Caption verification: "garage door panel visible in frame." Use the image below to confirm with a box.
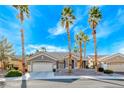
[32,62,53,72]
[108,64,124,72]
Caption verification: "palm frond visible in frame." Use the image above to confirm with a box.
[88,6,102,29]
[60,7,76,28]
[12,5,30,23]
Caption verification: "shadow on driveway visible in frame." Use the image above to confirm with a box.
[43,79,78,83]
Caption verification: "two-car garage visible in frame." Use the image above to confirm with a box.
[28,52,57,72]
[32,62,53,72]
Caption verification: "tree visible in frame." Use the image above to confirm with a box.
[73,44,78,53]
[75,30,85,69]
[60,7,76,73]
[41,47,47,52]
[0,36,14,70]
[83,35,89,59]
[88,6,102,70]
[13,5,30,74]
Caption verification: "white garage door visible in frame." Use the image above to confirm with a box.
[108,64,124,72]
[32,62,53,72]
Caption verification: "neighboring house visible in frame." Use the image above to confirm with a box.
[0,56,24,71]
[7,56,23,71]
[99,53,124,72]
[88,53,124,72]
[87,55,107,68]
[27,52,88,72]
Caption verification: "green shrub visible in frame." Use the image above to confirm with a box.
[98,67,104,72]
[5,70,22,77]
[104,69,113,74]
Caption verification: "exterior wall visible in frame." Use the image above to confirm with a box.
[107,64,124,72]
[29,54,56,62]
[58,62,64,70]
[64,56,78,69]
[8,58,23,71]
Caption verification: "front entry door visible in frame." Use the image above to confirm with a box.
[72,60,74,69]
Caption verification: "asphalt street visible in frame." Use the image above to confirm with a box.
[0,79,124,88]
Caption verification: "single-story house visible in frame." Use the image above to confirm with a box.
[88,53,124,72]
[27,52,88,72]
[7,56,23,71]
[99,53,124,72]
[0,56,25,71]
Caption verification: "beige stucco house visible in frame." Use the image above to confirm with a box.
[0,56,24,71]
[88,53,124,72]
[27,52,88,72]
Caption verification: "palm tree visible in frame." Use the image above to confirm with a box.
[75,30,85,69]
[0,36,14,70]
[88,6,102,70]
[83,35,89,59]
[60,7,76,73]
[73,44,78,53]
[13,5,30,74]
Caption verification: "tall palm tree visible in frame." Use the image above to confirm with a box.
[75,30,85,69]
[61,7,76,73]
[83,35,89,59]
[88,6,102,70]
[13,5,30,74]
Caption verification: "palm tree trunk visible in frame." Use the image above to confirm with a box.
[1,60,5,71]
[79,42,83,69]
[3,62,6,70]
[66,22,72,73]
[84,42,86,59]
[21,29,26,74]
[92,30,98,70]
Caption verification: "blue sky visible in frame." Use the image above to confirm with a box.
[0,5,124,56]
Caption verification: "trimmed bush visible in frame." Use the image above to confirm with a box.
[5,70,22,77]
[98,67,104,72]
[104,69,113,74]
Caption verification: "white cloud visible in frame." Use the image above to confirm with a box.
[95,21,112,39]
[48,22,65,36]
[26,44,67,54]
[119,48,124,54]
